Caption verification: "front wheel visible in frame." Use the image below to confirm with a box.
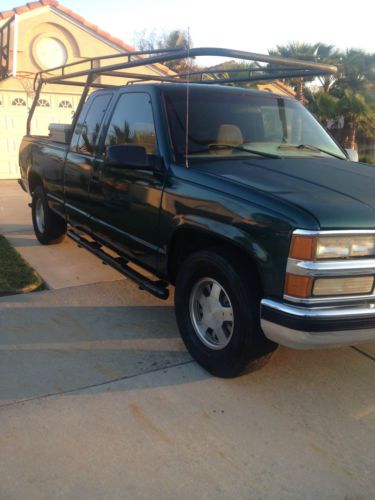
[175,249,277,378]
[32,186,67,245]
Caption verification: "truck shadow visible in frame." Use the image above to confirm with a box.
[0,295,374,408]
[0,304,201,403]
[2,233,41,248]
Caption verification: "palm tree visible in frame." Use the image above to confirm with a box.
[292,45,375,151]
[307,90,338,127]
[336,91,374,149]
[330,50,375,149]
[333,49,375,96]
[315,44,341,93]
[269,42,321,103]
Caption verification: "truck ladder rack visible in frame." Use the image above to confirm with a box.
[0,15,13,80]
[67,229,169,300]
[33,46,337,90]
[27,46,338,135]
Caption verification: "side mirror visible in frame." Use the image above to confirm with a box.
[107,144,150,169]
[345,149,359,162]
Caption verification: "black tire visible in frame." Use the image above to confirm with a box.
[175,249,277,378]
[31,185,67,245]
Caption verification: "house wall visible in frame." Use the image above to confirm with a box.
[0,6,166,179]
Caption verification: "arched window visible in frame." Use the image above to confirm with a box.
[59,100,72,108]
[12,97,27,106]
[37,98,50,107]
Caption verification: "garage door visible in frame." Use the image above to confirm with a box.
[0,92,29,179]
[0,92,79,179]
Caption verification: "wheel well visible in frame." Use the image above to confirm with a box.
[28,171,43,194]
[168,228,261,287]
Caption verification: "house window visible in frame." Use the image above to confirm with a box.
[12,97,27,106]
[37,98,50,107]
[34,37,67,69]
[59,100,73,108]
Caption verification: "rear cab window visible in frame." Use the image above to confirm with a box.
[70,92,113,155]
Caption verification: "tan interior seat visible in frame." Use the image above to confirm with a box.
[217,124,243,145]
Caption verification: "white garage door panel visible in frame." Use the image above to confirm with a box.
[0,93,77,179]
[0,96,28,179]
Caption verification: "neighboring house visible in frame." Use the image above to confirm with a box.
[257,81,296,98]
[0,0,172,179]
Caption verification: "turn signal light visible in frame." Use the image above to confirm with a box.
[289,235,316,260]
[284,273,313,298]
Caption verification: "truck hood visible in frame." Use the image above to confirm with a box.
[193,157,375,229]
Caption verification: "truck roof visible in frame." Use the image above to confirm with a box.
[91,82,295,101]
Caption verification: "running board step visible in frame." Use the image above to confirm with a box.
[67,230,169,300]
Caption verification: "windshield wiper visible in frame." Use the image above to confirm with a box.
[278,143,345,160]
[190,143,280,159]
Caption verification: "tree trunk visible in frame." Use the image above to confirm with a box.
[295,78,305,104]
[341,119,357,149]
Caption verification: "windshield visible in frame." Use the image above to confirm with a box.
[164,87,346,162]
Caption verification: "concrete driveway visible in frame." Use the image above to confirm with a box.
[0,181,374,499]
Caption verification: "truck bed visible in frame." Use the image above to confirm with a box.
[19,134,70,196]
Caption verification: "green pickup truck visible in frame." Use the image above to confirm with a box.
[19,49,375,377]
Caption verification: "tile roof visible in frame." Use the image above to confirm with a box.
[0,0,173,75]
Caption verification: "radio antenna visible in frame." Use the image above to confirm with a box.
[185,27,191,168]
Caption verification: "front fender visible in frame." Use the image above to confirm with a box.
[166,214,290,298]
[171,214,269,263]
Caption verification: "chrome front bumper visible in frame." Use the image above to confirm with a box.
[260,298,375,349]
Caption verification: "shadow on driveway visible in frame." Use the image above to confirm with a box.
[0,303,198,403]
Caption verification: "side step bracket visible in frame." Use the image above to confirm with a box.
[67,230,169,300]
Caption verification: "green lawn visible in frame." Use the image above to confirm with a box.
[0,235,44,295]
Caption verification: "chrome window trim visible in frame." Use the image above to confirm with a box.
[284,292,375,305]
[262,298,375,318]
[47,192,64,204]
[64,203,166,255]
[65,202,90,218]
[260,298,375,349]
[287,257,375,277]
[90,215,165,254]
[294,228,375,237]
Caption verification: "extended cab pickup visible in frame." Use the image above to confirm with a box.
[19,80,375,377]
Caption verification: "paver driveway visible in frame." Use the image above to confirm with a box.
[0,181,374,499]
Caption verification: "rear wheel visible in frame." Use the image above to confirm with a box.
[32,186,67,244]
[175,249,277,378]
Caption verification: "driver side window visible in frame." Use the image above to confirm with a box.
[104,93,158,155]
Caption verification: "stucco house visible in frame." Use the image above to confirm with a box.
[0,0,172,179]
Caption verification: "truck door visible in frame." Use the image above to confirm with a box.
[88,92,166,269]
[64,92,113,230]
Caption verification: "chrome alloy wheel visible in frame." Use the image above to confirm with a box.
[35,198,45,233]
[189,277,234,350]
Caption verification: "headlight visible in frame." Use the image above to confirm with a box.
[286,231,375,299]
[313,276,374,296]
[316,236,375,259]
[290,234,375,260]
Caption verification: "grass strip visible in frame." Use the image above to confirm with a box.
[0,235,45,295]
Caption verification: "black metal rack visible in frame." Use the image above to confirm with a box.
[27,46,337,134]
[0,16,13,80]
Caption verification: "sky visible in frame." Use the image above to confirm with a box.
[2,0,375,63]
